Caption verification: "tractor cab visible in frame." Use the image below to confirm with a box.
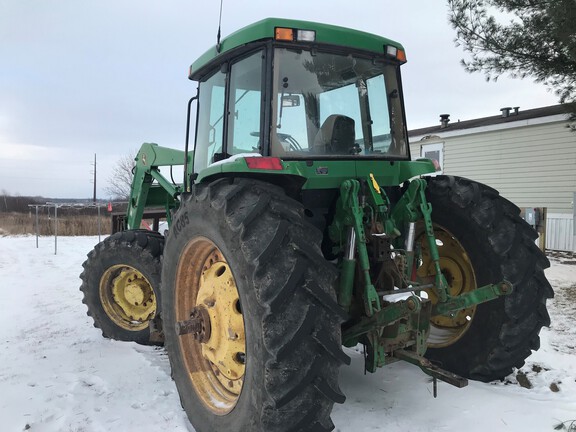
[188,18,410,175]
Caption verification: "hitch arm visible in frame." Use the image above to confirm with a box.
[335,180,381,316]
[390,179,451,301]
[433,280,513,316]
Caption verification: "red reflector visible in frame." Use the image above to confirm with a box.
[244,157,283,170]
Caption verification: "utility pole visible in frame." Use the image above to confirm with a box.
[92,153,97,203]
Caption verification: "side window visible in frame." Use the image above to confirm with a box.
[383,67,407,156]
[366,75,392,152]
[194,69,226,173]
[227,51,263,155]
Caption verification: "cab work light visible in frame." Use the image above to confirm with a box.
[297,29,316,42]
[244,157,283,170]
[385,45,407,63]
[275,27,316,42]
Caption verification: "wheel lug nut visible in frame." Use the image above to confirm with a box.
[234,352,246,364]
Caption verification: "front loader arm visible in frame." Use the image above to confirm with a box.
[125,143,190,230]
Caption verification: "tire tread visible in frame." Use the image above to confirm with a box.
[425,175,552,381]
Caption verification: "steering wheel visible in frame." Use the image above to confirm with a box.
[251,131,303,152]
[277,133,302,151]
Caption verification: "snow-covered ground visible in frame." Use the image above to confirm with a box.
[0,235,574,432]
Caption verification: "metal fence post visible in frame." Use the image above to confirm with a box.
[35,205,39,248]
[573,192,576,252]
[54,203,58,255]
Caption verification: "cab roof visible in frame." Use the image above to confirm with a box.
[189,17,405,80]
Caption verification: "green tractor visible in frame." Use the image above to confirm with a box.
[80,18,553,432]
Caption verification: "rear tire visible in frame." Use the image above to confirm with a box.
[162,178,349,432]
[421,176,553,381]
[80,229,164,345]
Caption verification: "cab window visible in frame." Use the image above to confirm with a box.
[227,51,264,156]
[194,69,226,172]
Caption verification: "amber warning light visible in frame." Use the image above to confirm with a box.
[275,27,316,42]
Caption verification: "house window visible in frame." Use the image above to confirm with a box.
[421,142,444,174]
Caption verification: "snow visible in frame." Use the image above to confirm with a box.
[0,235,574,432]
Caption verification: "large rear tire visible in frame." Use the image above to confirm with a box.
[80,229,164,345]
[420,176,553,381]
[162,178,349,432]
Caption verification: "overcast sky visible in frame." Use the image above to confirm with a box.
[0,0,559,199]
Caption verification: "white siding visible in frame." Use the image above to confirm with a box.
[410,120,576,214]
[546,214,575,252]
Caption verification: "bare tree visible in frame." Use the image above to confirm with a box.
[104,150,137,200]
[1,189,8,212]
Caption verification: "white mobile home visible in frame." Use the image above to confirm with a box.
[409,105,576,252]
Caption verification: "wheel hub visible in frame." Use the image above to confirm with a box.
[175,238,246,414]
[196,261,245,383]
[99,265,157,331]
[125,284,145,306]
[417,227,477,347]
[111,269,155,321]
[176,306,212,343]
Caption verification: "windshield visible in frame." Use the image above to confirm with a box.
[271,48,408,158]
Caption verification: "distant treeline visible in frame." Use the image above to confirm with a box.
[0,194,127,214]
[0,194,41,213]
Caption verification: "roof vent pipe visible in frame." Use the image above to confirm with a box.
[513,106,520,115]
[439,114,450,129]
[500,107,512,118]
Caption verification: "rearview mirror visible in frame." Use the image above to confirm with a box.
[281,95,300,107]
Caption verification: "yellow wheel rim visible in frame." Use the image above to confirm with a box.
[175,237,246,415]
[99,265,157,331]
[416,226,477,348]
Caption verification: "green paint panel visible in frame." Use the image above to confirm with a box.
[190,18,405,80]
[197,158,436,188]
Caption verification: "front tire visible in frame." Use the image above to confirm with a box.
[420,176,553,381]
[162,178,349,432]
[80,229,164,345]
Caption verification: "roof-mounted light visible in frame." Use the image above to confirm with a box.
[397,49,406,62]
[275,27,316,42]
[275,27,294,41]
[297,29,316,42]
[385,45,407,63]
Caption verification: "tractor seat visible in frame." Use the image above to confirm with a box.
[313,114,355,155]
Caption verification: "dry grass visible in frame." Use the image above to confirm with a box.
[0,212,112,236]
